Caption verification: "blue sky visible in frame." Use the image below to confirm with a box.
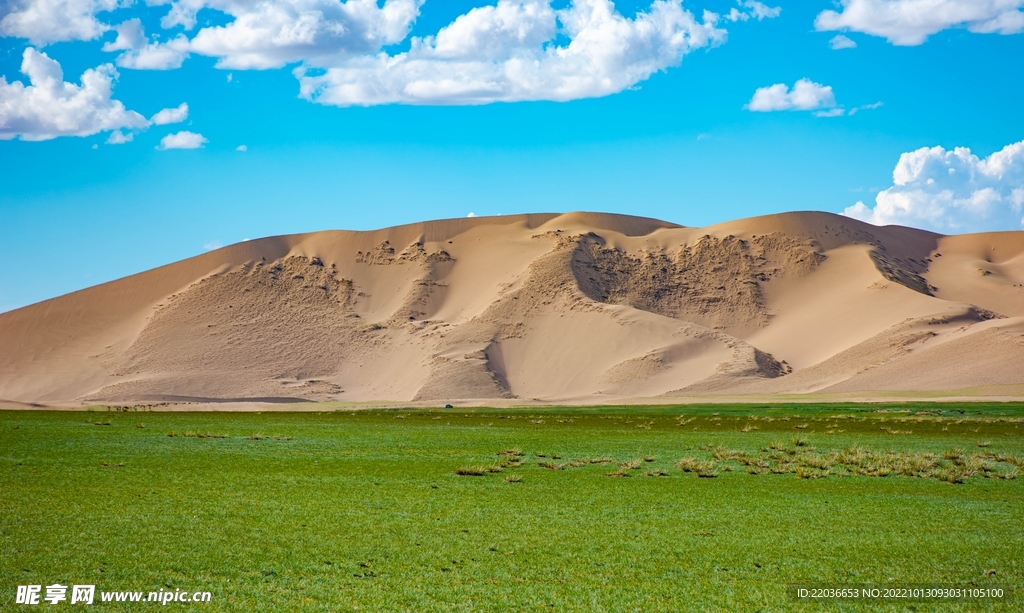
[2,0,1024,311]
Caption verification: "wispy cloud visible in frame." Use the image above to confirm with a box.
[829,34,857,50]
[848,101,883,115]
[725,1,781,22]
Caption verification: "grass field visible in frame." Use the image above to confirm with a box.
[2,404,1023,612]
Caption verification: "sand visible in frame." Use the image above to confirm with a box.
[1,211,1022,407]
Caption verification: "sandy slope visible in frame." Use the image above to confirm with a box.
[1,211,1022,405]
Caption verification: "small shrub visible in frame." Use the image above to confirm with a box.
[619,459,643,471]
[944,448,964,461]
[677,458,718,477]
[455,466,486,476]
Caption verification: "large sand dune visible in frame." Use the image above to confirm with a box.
[2,211,1023,405]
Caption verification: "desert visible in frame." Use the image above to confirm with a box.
[2,211,1022,407]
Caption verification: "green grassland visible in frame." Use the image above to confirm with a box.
[2,405,1023,612]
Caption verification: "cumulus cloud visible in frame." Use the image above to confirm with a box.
[0,0,120,45]
[295,0,726,106]
[236,144,246,151]
[142,0,425,69]
[829,34,856,49]
[815,0,1024,46]
[102,19,191,70]
[2,0,762,111]
[0,48,150,141]
[150,102,188,124]
[747,78,837,112]
[157,130,207,149]
[725,0,781,22]
[843,139,1024,233]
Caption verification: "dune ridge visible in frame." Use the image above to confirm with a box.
[2,211,1022,405]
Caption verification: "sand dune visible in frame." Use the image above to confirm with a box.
[1,211,1022,405]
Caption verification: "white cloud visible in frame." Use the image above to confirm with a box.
[236,144,247,151]
[467,212,477,217]
[747,78,837,112]
[815,0,1024,46]
[0,0,120,45]
[725,0,781,22]
[815,107,845,117]
[14,0,743,108]
[843,139,1024,233]
[157,130,207,149]
[150,102,188,124]
[147,0,425,69]
[203,240,222,250]
[829,34,857,49]
[105,129,133,144]
[0,48,149,141]
[102,19,191,70]
[296,0,727,106]
[848,100,882,115]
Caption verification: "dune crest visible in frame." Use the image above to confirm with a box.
[2,211,1023,404]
